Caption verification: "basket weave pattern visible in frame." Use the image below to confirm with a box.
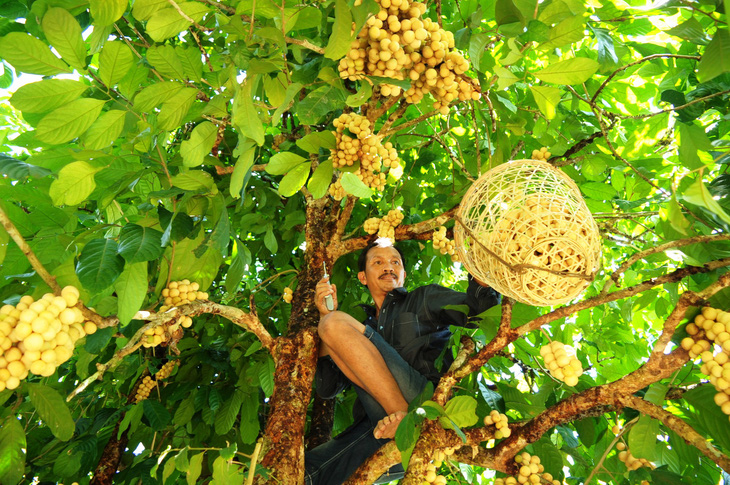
[455,160,601,306]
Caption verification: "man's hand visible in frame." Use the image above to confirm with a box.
[315,276,338,316]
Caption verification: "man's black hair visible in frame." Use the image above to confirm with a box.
[357,239,406,272]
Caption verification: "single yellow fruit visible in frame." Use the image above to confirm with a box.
[84,321,97,335]
[23,333,44,352]
[30,360,47,375]
[5,376,20,390]
[7,360,26,378]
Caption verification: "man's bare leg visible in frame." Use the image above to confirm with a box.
[318,311,408,439]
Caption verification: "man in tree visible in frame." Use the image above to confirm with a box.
[305,238,500,485]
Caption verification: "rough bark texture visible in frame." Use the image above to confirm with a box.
[305,394,335,450]
[90,421,129,485]
[260,328,318,485]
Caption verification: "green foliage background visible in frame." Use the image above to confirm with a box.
[0,0,729,483]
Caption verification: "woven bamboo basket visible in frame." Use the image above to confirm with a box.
[454,159,601,306]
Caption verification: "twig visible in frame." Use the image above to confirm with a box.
[284,36,325,54]
[246,439,263,485]
[602,233,730,294]
[584,417,639,485]
[0,204,61,293]
[167,0,213,31]
[624,89,730,120]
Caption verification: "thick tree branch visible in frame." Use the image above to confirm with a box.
[0,203,61,293]
[619,394,730,473]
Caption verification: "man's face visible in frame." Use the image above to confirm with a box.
[358,246,406,295]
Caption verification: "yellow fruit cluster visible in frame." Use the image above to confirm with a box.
[422,449,455,485]
[540,341,583,387]
[363,209,405,242]
[283,287,293,304]
[483,409,511,439]
[432,226,458,261]
[531,147,551,161]
[0,286,96,391]
[328,113,402,200]
[615,442,652,471]
[681,307,730,419]
[134,360,178,403]
[159,279,208,312]
[340,0,480,115]
[495,453,560,485]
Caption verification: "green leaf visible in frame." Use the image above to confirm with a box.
[90,0,127,26]
[158,87,198,131]
[36,98,106,145]
[171,170,216,193]
[540,15,585,50]
[420,400,445,419]
[143,400,172,430]
[494,66,520,90]
[49,161,104,206]
[232,79,265,146]
[42,8,87,71]
[530,85,561,119]
[533,57,599,84]
[441,395,478,428]
[307,159,334,199]
[266,152,307,175]
[683,178,730,225]
[175,447,190,472]
[469,33,491,72]
[76,238,125,291]
[174,396,196,427]
[53,447,81,477]
[9,79,88,113]
[162,456,177,484]
[258,356,275,397]
[628,415,659,461]
[0,154,52,179]
[297,84,347,125]
[395,410,421,451]
[26,383,75,441]
[697,29,730,83]
[147,45,186,80]
[579,181,617,200]
[82,109,126,150]
[677,123,712,170]
[215,389,244,435]
[147,3,210,42]
[339,172,372,198]
[134,81,184,112]
[181,121,218,167]
[99,41,135,87]
[278,162,311,197]
[85,326,113,354]
[118,224,165,263]
[297,131,336,153]
[212,456,244,485]
[324,0,353,60]
[0,32,69,75]
[0,416,26,485]
[187,452,205,485]
[114,262,148,325]
[133,0,168,21]
[230,142,257,198]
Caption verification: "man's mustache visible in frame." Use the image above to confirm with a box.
[379,272,396,279]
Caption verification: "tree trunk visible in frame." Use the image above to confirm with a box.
[90,421,129,485]
[305,395,334,450]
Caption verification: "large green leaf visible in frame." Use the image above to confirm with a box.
[147,3,209,42]
[677,123,712,170]
[266,152,307,175]
[76,238,125,291]
[683,177,730,225]
[232,79,265,146]
[540,16,585,50]
[278,162,311,197]
[118,224,165,263]
[147,45,185,80]
[0,416,26,485]
[35,98,106,144]
[9,79,88,113]
[324,0,353,60]
[49,161,104,206]
[628,415,659,461]
[187,452,204,485]
[171,170,216,193]
[41,8,87,71]
[0,32,69,75]
[132,0,168,21]
[133,81,184,112]
[81,109,126,149]
[181,121,217,167]
[307,159,334,199]
[296,131,336,153]
[340,172,372,198]
[99,41,135,87]
[214,389,244,435]
[230,143,257,198]
[697,29,730,83]
[26,383,75,441]
[158,87,198,131]
[297,84,347,125]
[0,154,51,179]
[89,0,127,26]
[143,400,172,430]
[533,57,599,84]
[114,262,149,325]
[530,85,561,119]
[440,395,478,428]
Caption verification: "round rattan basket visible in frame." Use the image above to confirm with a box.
[454,159,601,306]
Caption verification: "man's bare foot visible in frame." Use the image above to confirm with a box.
[373,411,407,439]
